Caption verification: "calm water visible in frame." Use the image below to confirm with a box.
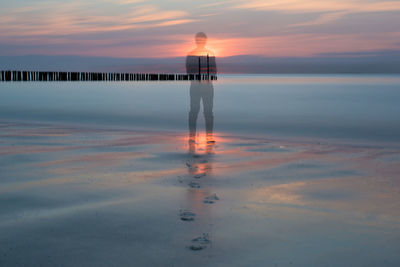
[1,74,400,143]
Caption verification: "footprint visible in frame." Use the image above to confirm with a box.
[188,233,211,251]
[186,162,198,171]
[188,181,200,188]
[179,210,196,221]
[203,193,220,204]
[194,172,206,179]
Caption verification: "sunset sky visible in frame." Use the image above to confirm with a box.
[1,0,400,58]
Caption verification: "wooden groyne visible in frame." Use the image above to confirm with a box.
[0,71,217,82]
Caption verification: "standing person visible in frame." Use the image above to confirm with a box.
[186,32,217,149]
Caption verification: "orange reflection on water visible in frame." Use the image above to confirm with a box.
[187,133,219,176]
[178,132,230,152]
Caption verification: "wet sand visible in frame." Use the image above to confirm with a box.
[1,120,400,266]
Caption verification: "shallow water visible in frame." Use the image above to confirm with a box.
[1,74,400,142]
[1,75,400,266]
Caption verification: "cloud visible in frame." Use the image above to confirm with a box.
[197,32,400,57]
[316,50,400,58]
[110,0,145,4]
[233,0,400,13]
[290,11,348,27]
[0,1,194,37]
[1,0,399,58]
[199,0,237,8]
[232,0,400,26]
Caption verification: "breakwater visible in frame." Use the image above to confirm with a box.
[0,70,217,82]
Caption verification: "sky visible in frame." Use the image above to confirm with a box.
[1,0,400,58]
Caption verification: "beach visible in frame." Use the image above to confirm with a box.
[1,75,400,266]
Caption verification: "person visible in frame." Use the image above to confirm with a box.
[186,32,217,149]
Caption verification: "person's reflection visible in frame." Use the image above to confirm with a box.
[186,32,217,151]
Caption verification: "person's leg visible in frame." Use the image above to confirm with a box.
[202,84,214,141]
[189,83,201,140]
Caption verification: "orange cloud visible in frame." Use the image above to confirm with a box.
[174,32,400,58]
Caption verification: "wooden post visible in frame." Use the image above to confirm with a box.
[198,56,201,81]
[207,54,209,79]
